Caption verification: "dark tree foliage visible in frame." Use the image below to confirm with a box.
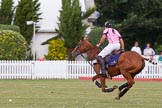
[0,0,14,24]
[95,0,162,53]
[57,0,85,60]
[58,0,84,48]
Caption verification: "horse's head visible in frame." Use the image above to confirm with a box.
[72,37,94,57]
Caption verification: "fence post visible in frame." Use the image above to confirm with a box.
[31,61,36,80]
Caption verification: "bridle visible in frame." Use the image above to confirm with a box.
[72,39,97,69]
[72,40,92,57]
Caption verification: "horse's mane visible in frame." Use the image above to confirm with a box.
[83,38,101,60]
[88,40,95,46]
[83,38,94,47]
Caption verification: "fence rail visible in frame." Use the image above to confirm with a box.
[0,60,162,79]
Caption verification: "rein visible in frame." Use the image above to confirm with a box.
[80,46,103,72]
[80,54,99,73]
[74,39,104,72]
[80,45,103,68]
[80,54,94,68]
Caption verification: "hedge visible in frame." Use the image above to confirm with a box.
[0,30,27,60]
[0,24,20,32]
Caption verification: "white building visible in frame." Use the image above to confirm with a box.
[34,0,89,59]
[0,0,96,59]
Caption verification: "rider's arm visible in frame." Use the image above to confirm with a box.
[97,35,106,46]
[151,48,155,56]
[119,38,125,50]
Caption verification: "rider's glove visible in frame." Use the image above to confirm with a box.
[96,43,100,47]
[121,49,125,52]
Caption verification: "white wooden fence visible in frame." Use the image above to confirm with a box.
[0,60,162,79]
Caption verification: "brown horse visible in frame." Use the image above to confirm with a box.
[72,38,156,100]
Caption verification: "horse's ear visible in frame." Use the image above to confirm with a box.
[81,37,87,40]
[81,37,84,40]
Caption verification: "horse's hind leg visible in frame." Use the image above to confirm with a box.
[115,73,135,100]
[115,82,129,100]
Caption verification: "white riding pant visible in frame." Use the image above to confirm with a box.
[98,43,120,58]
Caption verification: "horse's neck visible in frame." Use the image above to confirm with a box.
[86,47,99,60]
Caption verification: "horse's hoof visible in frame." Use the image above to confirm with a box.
[115,96,120,100]
[113,85,118,89]
[118,89,121,95]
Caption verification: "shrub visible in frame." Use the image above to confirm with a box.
[0,24,20,32]
[0,30,27,60]
[45,39,67,60]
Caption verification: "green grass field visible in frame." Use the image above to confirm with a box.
[0,79,162,108]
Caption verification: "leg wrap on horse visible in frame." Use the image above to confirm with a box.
[105,88,113,92]
[119,88,130,97]
[104,85,118,92]
[96,56,106,74]
[119,82,129,91]
[93,80,101,88]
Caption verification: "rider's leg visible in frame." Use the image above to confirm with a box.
[105,62,111,79]
[97,45,113,77]
[101,43,120,76]
[96,56,106,75]
[96,56,111,78]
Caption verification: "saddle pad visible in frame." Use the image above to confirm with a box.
[107,53,120,66]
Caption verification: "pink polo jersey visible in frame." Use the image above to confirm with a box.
[103,28,121,44]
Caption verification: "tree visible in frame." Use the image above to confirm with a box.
[0,0,14,24]
[94,0,162,52]
[42,0,95,60]
[58,0,84,49]
[14,0,41,44]
[56,0,84,60]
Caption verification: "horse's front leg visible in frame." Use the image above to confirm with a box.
[92,64,117,92]
[92,64,103,88]
[100,76,118,92]
[100,76,106,92]
[92,74,101,88]
[92,74,112,89]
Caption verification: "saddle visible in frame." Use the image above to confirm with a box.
[104,49,123,66]
[92,49,123,66]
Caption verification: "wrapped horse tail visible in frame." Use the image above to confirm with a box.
[143,57,157,65]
